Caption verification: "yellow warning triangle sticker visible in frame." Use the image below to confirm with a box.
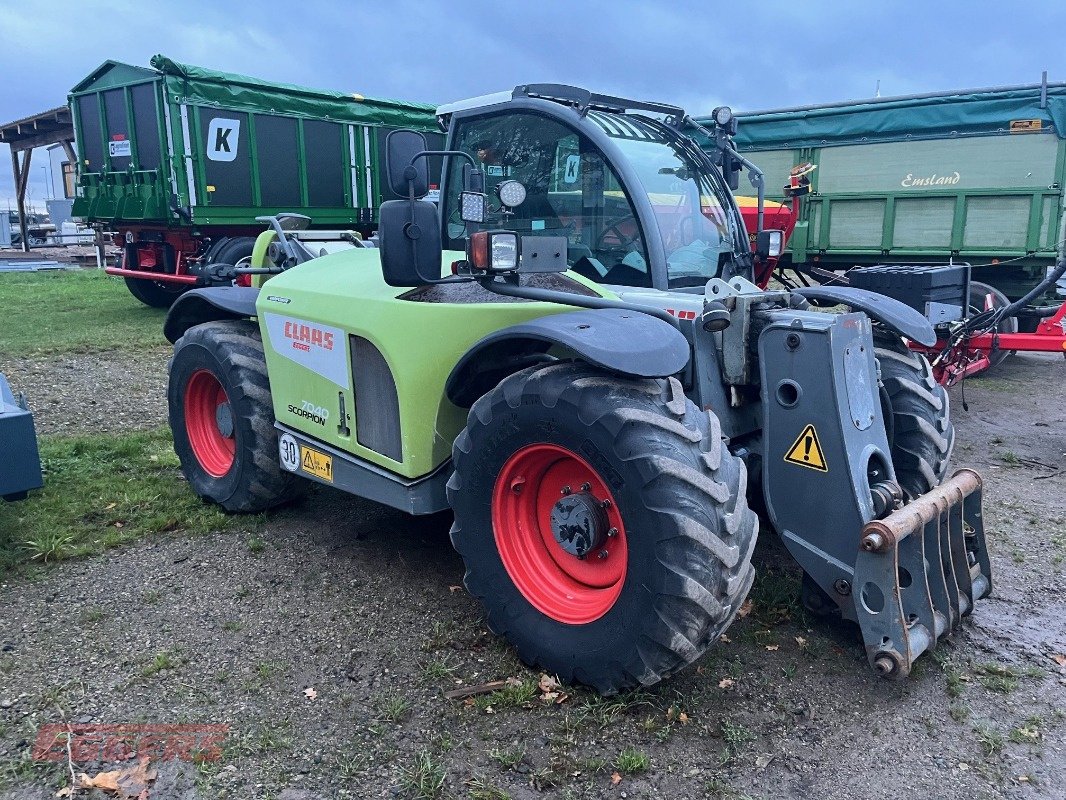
[784,424,828,472]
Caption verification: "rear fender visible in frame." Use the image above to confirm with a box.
[445,308,690,407]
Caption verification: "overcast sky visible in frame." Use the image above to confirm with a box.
[2,0,1062,210]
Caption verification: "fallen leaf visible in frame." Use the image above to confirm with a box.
[1018,775,1031,783]
[718,677,734,689]
[113,521,125,529]
[678,712,690,725]
[765,644,779,651]
[719,634,731,644]
[611,772,622,786]
[54,789,73,798]
[77,756,156,798]
[448,585,463,593]
[78,770,121,792]
[666,706,677,721]
[795,636,808,648]
[755,753,774,770]
[737,600,753,618]
[1051,653,1066,667]
[504,676,523,688]
[303,687,318,700]
[103,502,117,511]
[538,674,561,693]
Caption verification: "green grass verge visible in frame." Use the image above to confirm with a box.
[0,270,167,357]
[0,428,258,576]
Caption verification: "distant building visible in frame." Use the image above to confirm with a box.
[46,142,77,230]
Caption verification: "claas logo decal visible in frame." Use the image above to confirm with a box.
[283,320,335,352]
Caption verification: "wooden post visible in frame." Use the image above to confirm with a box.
[10,147,32,253]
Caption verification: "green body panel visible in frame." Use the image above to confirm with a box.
[254,249,605,479]
[69,57,440,231]
[697,84,1066,297]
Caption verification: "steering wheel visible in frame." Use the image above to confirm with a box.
[594,215,641,251]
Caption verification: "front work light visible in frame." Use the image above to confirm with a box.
[496,180,527,209]
[460,191,487,223]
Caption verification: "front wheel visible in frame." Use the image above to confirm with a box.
[168,320,302,512]
[876,333,954,498]
[448,363,757,694]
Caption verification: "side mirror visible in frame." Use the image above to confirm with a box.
[385,129,429,198]
[755,229,784,261]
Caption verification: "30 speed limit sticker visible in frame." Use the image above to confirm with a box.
[279,433,300,472]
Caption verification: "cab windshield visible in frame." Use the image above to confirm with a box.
[588,112,740,285]
[441,110,739,288]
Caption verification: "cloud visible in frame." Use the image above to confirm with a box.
[1,0,1063,208]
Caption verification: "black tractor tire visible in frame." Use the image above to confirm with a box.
[448,363,758,695]
[124,277,188,309]
[168,319,302,512]
[968,280,1018,370]
[875,332,954,498]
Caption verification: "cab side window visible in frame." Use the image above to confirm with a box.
[443,113,652,288]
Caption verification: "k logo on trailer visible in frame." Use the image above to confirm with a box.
[206,118,240,162]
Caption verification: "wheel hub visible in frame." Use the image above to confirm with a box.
[549,492,607,558]
[215,402,234,439]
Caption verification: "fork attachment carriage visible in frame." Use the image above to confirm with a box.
[854,469,991,678]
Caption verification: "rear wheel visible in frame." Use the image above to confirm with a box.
[448,363,757,694]
[875,333,954,498]
[168,320,302,512]
[124,276,187,308]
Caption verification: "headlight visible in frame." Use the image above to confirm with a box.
[490,232,518,271]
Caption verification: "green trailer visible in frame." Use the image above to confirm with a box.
[68,55,441,306]
[700,81,1066,312]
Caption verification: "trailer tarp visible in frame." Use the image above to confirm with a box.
[149,55,436,129]
[703,85,1066,150]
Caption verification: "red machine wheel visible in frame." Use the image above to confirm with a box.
[183,369,236,478]
[449,363,757,694]
[169,320,302,512]
[493,443,627,624]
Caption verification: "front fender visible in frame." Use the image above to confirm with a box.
[164,286,260,343]
[792,286,937,346]
[445,308,690,407]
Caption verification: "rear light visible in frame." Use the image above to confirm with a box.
[469,231,489,270]
[235,273,252,288]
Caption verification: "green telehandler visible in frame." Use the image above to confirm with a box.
[162,84,990,694]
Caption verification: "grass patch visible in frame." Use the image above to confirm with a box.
[0,270,167,357]
[399,749,446,799]
[614,747,650,774]
[0,428,258,576]
[488,746,525,770]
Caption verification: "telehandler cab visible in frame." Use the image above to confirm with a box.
[163,84,991,694]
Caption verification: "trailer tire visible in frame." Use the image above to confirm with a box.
[875,333,954,498]
[448,363,757,694]
[968,280,1017,369]
[169,319,302,512]
[124,277,188,309]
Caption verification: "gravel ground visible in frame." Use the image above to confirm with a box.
[3,347,169,436]
[1,352,1064,799]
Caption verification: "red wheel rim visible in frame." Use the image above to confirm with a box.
[184,369,236,478]
[492,443,628,624]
